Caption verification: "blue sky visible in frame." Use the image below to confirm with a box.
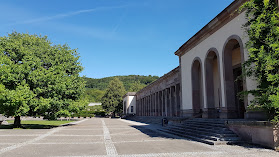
[0,0,234,78]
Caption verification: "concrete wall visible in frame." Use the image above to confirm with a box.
[227,121,279,150]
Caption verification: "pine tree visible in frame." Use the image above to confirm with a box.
[101,78,126,117]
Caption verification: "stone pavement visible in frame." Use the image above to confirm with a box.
[0,118,278,157]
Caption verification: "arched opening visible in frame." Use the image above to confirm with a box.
[223,38,246,118]
[205,50,222,118]
[191,59,203,117]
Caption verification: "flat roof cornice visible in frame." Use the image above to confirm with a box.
[175,0,248,57]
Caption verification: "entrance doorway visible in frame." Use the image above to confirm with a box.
[192,59,203,117]
[223,37,246,118]
[205,50,222,118]
[233,66,245,118]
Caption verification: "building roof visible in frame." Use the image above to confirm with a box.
[136,66,180,94]
[175,0,248,57]
[88,103,102,106]
[122,92,137,98]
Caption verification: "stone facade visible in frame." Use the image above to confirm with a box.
[123,0,260,119]
[176,0,256,119]
[135,67,181,117]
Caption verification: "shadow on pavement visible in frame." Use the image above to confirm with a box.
[0,124,58,129]
[126,118,274,151]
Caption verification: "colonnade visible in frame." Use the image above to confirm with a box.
[136,84,181,117]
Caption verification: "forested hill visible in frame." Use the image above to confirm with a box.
[84,75,159,91]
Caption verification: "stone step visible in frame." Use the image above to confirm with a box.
[158,128,236,145]
[158,128,216,145]
[175,123,227,132]
[158,127,241,145]
[168,125,237,138]
[170,124,234,134]
[162,126,241,141]
[161,127,219,141]
[183,121,226,127]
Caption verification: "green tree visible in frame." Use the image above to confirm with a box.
[0,32,86,127]
[101,78,126,117]
[129,80,146,92]
[240,0,279,121]
[83,88,105,103]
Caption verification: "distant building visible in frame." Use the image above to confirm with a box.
[122,92,136,115]
[88,103,102,106]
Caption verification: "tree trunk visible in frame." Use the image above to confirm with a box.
[14,116,21,128]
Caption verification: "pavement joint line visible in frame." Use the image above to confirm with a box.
[0,119,89,155]
[0,127,63,155]
[0,135,43,137]
[111,139,170,143]
[62,129,103,131]
[49,151,225,157]
[61,119,88,126]
[101,119,118,156]
[31,142,104,144]
[49,135,103,137]
[110,133,145,136]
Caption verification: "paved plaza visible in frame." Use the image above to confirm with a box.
[0,118,278,157]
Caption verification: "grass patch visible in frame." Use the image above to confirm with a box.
[0,120,74,129]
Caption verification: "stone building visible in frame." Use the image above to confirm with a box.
[123,0,261,119]
[135,67,181,117]
[176,0,256,119]
[123,92,136,115]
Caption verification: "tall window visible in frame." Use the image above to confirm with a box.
[131,106,134,113]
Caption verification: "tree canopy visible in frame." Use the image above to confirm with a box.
[129,80,146,92]
[241,0,279,121]
[101,78,126,116]
[0,32,86,126]
[84,75,158,91]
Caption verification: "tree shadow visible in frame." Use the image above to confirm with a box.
[0,124,59,129]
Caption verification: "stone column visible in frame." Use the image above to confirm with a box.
[154,93,156,116]
[143,97,145,116]
[174,86,177,117]
[140,99,142,116]
[147,96,149,117]
[152,94,154,116]
[144,97,146,116]
[145,96,148,116]
[150,94,153,116]
[142,98,144,116]
[155,92,158,116]
[159,91,162,116]
[177,84,181,117]
[164,89,168,117]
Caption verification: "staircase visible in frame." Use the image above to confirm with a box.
[158,118,242,145]
[126,116,163,125]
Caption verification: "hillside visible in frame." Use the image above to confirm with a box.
[84,75,159,91]
[83,75,159,102]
